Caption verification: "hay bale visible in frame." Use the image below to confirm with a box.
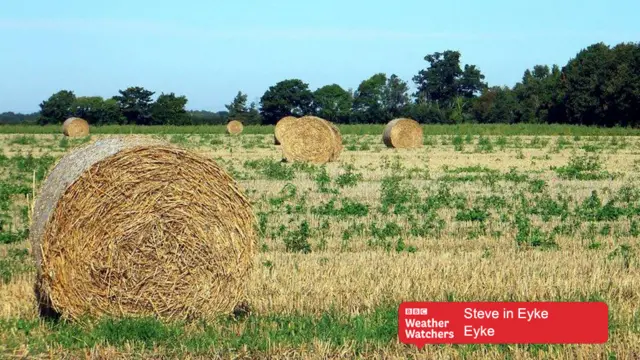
[382,118,423,148]
[30,136,257,321]
[62,117,90,137]
[226,120,244,135]
[279,116,342,164]
[322,119,343,161]
[274,116,297,145]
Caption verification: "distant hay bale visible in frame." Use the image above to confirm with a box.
[62,117,89,137]
[226,120,244,135]
[30,136,257,321]
[274,116,297,145]
[382,118,423,148]
[280,116,342,164]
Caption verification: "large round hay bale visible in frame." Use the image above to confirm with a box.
[279,116,341,164]
[382,118,423,148]
[62,117,90,137]
[30,136,257,321]
[226,120,243,135]
[274,116,297,145]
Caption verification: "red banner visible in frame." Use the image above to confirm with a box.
[398,302,608,347]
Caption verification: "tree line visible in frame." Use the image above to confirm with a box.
[2,41,639,127]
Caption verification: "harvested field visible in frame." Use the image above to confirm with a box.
[1,130,639,359]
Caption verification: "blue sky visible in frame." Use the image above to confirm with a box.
[1,0,638,113]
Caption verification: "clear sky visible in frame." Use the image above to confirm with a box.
[1,0,638,113]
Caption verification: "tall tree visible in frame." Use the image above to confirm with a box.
[150,93,190,125]
[605,42,640,126]
[561,42,617,126]
[38,90,76,125]
[382,74,411,119]
[225,91,249,118]
[312,84,353,123]
[352,73,388,123]
[243,102,262,125]
[413,51,462,103]
[112,86,155,125]
[259,79,314,125]
[412,50,486,105]
[512,64,565,123]
[225,91,261,125]
[459,65,487,98]
[559,42,640,126]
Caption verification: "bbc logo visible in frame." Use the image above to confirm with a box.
[405,308,428,315]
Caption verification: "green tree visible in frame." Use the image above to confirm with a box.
[72,96,125,125]
[473,86,519,123]
[561,41,639,127]
[100,98,127,125]
[448,96,473,124]
[225,91,262,125]
[243,102,262,125]
[112,86,155,125]
[150,93,190,125]
[352,73,388,123]
[260,79,314,125]
[225,91,249,118]
[382,74,411,119]
[38,90,76,125]
[606,43,640,126]
[412,50,486,105]
[459,65,487,98]
[513,64,565,123]
[408,102,446,124]
[312,84,353,123]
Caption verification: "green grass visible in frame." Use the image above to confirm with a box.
[0,248,32,284]
[0,306,397,356]
[3,123,640,136]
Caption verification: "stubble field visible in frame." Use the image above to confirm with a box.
[1,129,639,359]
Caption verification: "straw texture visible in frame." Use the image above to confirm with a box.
[30,136,257,321]
[62,117,90,137]
[280,116,342,164]
[382,118,423,148]
[322,119,343,161]
[226,120,244,135]
[274,116,297,145]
